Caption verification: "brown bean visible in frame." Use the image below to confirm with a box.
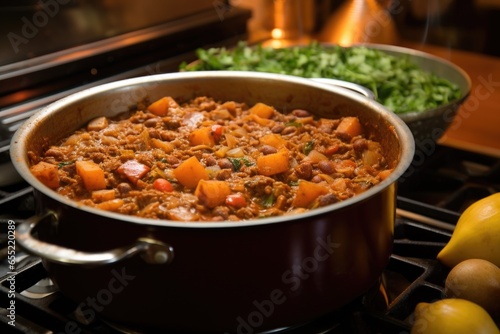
[291,109,311,117]
[318,193,339,206]
[318,160,335,174]
[353,138,368,152]
[164,119,181,130]
[271,124,285,133]
[165,156,180,166]
[260,145,278,155]
[117,183,132,195]
[144,118,160,128]
[281,126,298,136]
[204,155,217,166]
[218,158,233,169]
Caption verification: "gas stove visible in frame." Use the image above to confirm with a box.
[1,2,499,332]
[2,144,498,333]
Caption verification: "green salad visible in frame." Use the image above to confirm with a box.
[180,42,462,114]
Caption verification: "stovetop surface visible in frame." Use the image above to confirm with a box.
[0,217,451,334]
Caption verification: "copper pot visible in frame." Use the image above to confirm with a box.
[11,71,414,333]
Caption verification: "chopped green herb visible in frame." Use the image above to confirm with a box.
[229,158,242,171]
[262,193,275,208]
[285,121,303,128]
[58,161,74,168]
[228,157,254,172]
[180,41,462,114]
[304,141,314,155]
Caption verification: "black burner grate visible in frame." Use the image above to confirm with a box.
[398,145,500,216]
[0,215,454,334]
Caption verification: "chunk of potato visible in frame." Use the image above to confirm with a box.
[251,113,274,127]
[96,199,124,211]
[150,138,174,153]
[87,116,108,131]
[91,189,116,202]
[305,149,328,163]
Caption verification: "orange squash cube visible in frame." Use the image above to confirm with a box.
[30,161,60,189]
[336,117,363,138]
[292,180,330,208]
[173,156,209,189]
[76,160,106,191]
[195,180,232,208]
[259,133,287,149]
[248,102,274,119]
[189,127,215,147]
[257,148,289,176]
[147,96,179,116]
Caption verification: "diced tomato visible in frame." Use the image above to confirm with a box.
[117,159,150,184]
[153,178,174,192]
[211,124,224,143]
[324,144,339,156]
[225,193,247,208]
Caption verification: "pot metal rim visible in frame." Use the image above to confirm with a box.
[10,71,415,228]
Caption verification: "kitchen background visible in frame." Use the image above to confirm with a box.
[237,0,500,57]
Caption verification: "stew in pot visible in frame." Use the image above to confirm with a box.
[29,96,393,221]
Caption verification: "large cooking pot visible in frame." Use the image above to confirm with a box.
[11,71,415,333]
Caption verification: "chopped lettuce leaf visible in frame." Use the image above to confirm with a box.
[180,41,462,114]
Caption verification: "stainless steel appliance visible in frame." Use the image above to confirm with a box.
[0,0,250,174]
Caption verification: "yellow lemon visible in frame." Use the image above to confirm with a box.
[411,299,499,334]
[437,192,500,268]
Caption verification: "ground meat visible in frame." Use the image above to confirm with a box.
[30,96,392,222]
[212,206,230,220]
[295,162,313,180]
[216,169,232,181]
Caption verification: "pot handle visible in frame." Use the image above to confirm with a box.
[310,78,375,100]
[16,212,174,267]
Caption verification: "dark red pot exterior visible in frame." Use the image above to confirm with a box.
[38,183,395,333]
[11,72,415,333]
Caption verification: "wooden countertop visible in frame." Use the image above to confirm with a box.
[400,41,500,157]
